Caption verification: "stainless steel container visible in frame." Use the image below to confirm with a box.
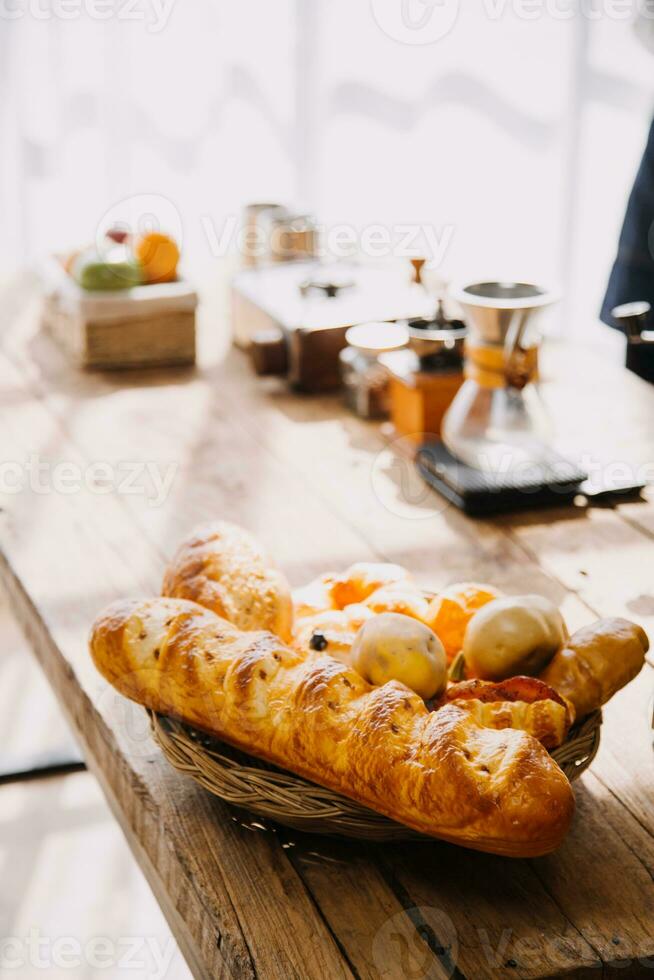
[449,281,557,347]
[406,321,466,363]
[241,203,286,267]
[405,297,466,367]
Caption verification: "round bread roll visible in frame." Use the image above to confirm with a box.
[352,612,447,700]
[463,595,567,681]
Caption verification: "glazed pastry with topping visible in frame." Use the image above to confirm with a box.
[293,605,373,665]
[328,562,411,609]
[363,582,432,624]
[292,574,338,620]
[435,677,574,749]
[426,582,501,661]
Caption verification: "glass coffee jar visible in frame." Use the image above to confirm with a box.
[339,322,408,419]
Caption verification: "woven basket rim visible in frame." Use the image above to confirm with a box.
[147,585,602,841]
[149,707,602,841]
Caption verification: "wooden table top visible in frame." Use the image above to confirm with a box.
[1,275,654,979]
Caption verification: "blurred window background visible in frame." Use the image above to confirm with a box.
[1,0,653,353]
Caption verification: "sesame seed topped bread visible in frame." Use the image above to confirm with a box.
[161,521,293,642]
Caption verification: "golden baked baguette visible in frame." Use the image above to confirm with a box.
[161,521,293,642]
[435,677,574,750]
[90,597,574,857]
[539,618,648,718]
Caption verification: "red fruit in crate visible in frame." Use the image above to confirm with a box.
[106,227,130,245]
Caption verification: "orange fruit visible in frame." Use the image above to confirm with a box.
[134,232,179,284]
[427,582,501,661]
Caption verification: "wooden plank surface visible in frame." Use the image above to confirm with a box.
[1,276,654,978]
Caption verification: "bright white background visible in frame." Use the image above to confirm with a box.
[1,0,654,349]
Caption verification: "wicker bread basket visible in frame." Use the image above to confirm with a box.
[149,708,601,841]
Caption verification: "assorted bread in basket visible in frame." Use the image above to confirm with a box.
[90,521,648,857]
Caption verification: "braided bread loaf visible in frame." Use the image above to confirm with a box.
[90,597,574,857]
[161,521,293,642]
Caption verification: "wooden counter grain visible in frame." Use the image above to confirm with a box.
[1,276,653,979]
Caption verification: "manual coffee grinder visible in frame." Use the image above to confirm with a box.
[417,281,588,514]
[381,261,467,444]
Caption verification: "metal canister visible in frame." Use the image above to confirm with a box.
[241,203,286,267]
[267,212,318,264]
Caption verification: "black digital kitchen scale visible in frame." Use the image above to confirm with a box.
[416,442,645,517]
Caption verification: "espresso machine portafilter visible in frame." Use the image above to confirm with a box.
[611,301,654,383]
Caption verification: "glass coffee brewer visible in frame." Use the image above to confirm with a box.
[442,282,556,472]
[410,281,594,515]
[417,281,641,514]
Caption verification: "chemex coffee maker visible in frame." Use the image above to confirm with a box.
[416,281,591,515]
[442,281,555,469]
